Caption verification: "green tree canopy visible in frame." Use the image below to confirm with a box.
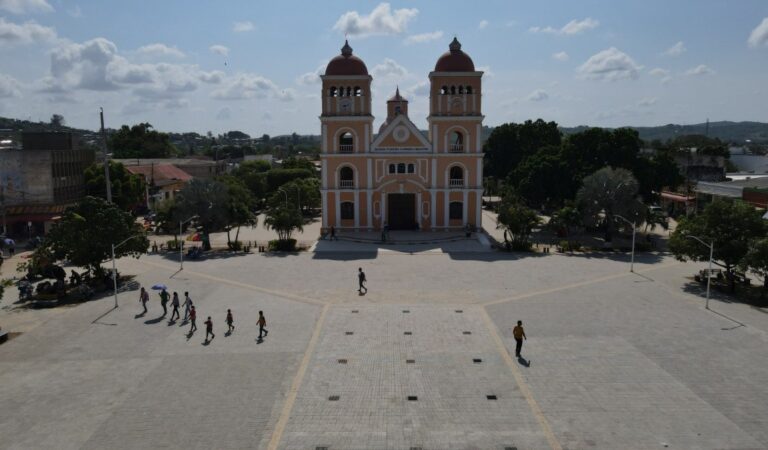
[42,196,148,276]
[218,175,258,244]
[510,145,573,209]
[576,167,644,242]
[281,157,317,172]
[110,123,178,158]
[174,179,231,249]
[496,195,541,251]
[84,161,146,211]
[263,202,304,242]
[742,237,768,293]
[483,119,561,178]
[266,168,315,192]
[670,200,765,290]
[268,177,321,214]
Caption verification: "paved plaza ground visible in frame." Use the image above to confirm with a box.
[1,232,768,449]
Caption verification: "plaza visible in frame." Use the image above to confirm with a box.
[1,231,768,450]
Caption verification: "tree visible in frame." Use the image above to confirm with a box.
[633,151,684,202]
[41,196,148,277]
[174,179,231,250]
[548,203,582,248]
[263,202,303,243]
[742,238,768,296]
[562,127,643,186]
[268,178,321,214]
[50,114,65,128]
[511,145,573,209]
[226,130,250,140]
[110,123,178,158]
[483,119,561,178]
[282,157,317,172]
[218,175,258,245]
[84,161,146,211]
[576,167,644,243]
[232,160,270,204]
[670,200,765,292]
[266,168,315,192]
[496,195,541,251]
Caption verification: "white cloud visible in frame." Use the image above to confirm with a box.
[578,47,641,81]
[164,98,189,109]
[530,17,598,36]
[505,20,517,28]
[215,107,231,120]
[137,43,185,58]
[198,70,224,84]
[0,17,56,46]
[686,64,714,76]
[209,44,229,56]
[748,17,768,48]
[526,89,548,102]
[552,51,569,61]
[50,37,121,90]
[233,21,254,32]
[0,0,53,14]
[0,73,22,97]
[663,41,686,57]
[476,65,493,77]
[478,20,488,30]
[638,97,657,107]
[333,2,418,37]
[275,88,296,102]
[648,67,672,84]
[67,5,81,18]
[211,73,281,100]
[296,64,324,85]
[403,30,443,45]
[372,58,407,78]
[405,81,429,97]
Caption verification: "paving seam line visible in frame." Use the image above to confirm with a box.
[267,303,330,450]
[479,306,563,450]
[139,259,326,306]
[483,261,681,306]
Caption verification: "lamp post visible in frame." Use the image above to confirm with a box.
[686,234,714,310]
[615,214,636,272]
[111,234,143,308]
[179,215,198,271]
[277,188,289,207]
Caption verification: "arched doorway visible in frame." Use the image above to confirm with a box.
[387,193,417,230]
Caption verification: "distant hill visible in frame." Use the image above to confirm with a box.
[559,121,768,144]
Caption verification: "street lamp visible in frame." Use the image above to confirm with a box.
[111,234,143,308]
[686,234,714,310]
[179,215,198,270]
[279,186,301,211]
[276,188,288,207]
[615,214,636,272]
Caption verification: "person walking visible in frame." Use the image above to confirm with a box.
[189,305,197,333]
[358,267,367,294]
[513,320,527,357]
[204,316,214,341]
[226,309,234,333]
[257,311,268,339]
[182,292,193,321]
[139,287,149,314]
[159,288,170,317]
[170,292,180,321]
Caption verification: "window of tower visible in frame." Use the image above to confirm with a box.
[458,86,464,94]
[330,86,337,97]
[354,86,362,96]
[397,163,406,174]
[389,164,396,174]
[450,85,456,95]
[339,166,354,188]
[441,85,448,95]
[449,131,464,152]
[466,86,473,94]
[339,132,354,153]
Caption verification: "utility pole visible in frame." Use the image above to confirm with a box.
[1,185,6,236]
[100,108,112,203]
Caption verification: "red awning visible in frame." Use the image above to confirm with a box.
[661,192,695,203]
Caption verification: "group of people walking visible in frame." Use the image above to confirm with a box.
[139,287,269,343]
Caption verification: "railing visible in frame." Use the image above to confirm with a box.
[339,145,354,153]
[449,144,464,153]
[339,180,354,189]
[449,179,464,187]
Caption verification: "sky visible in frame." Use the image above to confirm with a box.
[1,0,767,136]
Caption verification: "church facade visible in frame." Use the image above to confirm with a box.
[320,38,484,231]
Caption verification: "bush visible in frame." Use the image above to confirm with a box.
[228,240,243,251]
[558,240,582,252]
[166,239,181,251]
[504,241,533,252]
[268,239,297,252]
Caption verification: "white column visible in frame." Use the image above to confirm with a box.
[322,124,328,153]
[321,159,328,189]
[382,193,387,228]
[475,190,482,228]
[476,124,481,153]
[476,157,482,188]
[431,158,437,188]
[364,124,370,152]
[463,190,469,226]
[444,191,449,229]
[354,193,360,229]
[367,159,372,188]
[335,192,341,227]
[432,125,439,152]
[322,191,328,228]
[430,190,436,229]
[367,190,373,230]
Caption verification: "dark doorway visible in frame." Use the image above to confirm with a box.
[387,194,416,230]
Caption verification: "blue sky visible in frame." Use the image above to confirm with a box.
[1,0,767,136]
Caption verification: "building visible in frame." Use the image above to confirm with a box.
[320,38,484,231]
[124,163,193,208]
[695,176,768,209]
[0,132,94,237]
[114,158,226,180]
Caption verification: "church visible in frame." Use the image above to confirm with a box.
[320,38,484,231]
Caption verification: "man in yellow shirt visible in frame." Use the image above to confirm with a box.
[513,320,527,357]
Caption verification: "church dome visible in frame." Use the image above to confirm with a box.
[325,40,368,76]
[434,37,475,72]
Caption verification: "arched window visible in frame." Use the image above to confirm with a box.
[450,166,464,187]
[339,166,354,188]
[341,202,354,220]
[466,86,473,94]
[458,86,465,94]
[339,132,354,153]
[345,87,352,97]
[441,85,448,95]
[388,164,396,174]
[449,131,464,152]
[449,202,463,220]
[354,86,362,96]
[397,163,406,174]
[329,87,337,97]
[394,105,402,115]
[407,164,415,174]
[450,85,456,95]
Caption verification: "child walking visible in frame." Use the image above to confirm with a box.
[226,309,234,333]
